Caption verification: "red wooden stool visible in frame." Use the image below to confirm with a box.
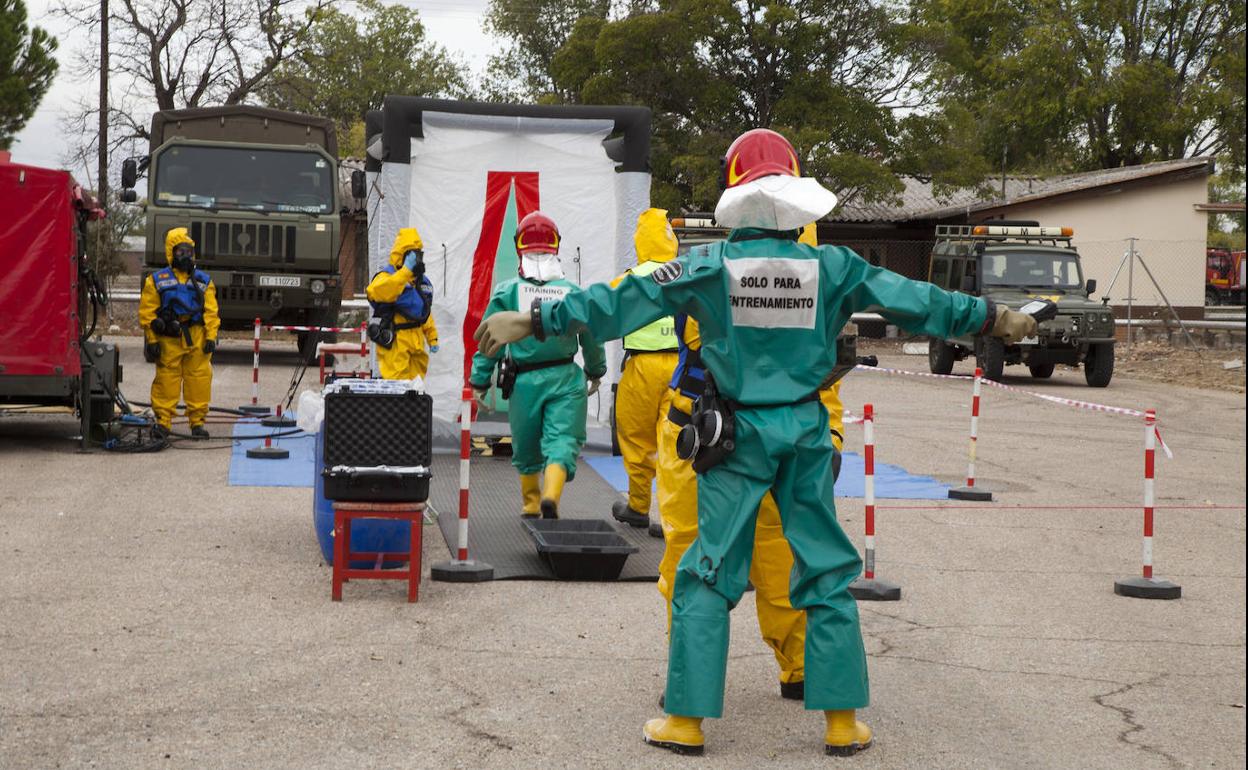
[331,501,425,602]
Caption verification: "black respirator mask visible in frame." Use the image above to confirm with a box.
[171,243,196,273]
[675,379,736,473]
[367,318,396,349]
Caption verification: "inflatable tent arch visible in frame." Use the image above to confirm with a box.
[366,97,652,436]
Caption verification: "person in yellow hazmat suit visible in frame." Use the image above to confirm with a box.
[799,223,849,472]
[366,228,440,380]
[611,208,681,534]
[138,227,220,439]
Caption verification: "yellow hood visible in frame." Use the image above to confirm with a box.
[798,222,818,247]
[389,227,424,268]
[633,208,677,264]
[164,227,195,265]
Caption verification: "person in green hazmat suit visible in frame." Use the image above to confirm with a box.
[474,129,1039,757]
[469,211,608,518]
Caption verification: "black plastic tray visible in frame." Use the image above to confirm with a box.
[522,519,639,581]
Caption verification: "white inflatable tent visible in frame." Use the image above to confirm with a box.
[365,98,652,438]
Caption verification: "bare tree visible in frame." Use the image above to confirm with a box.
[57,0,331,144]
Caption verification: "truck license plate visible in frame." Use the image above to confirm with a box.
[259,275,300,288]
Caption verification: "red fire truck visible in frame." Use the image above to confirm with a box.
[1206,247,1246,305]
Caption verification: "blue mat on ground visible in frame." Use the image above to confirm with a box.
[228,416,316,487]
[584,452,949,500]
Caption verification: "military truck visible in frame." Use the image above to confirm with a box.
[926,223,1116,387]
[119,106,343,360]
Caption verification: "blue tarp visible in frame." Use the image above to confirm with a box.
[584,452,949,500]
[228,417,316,487]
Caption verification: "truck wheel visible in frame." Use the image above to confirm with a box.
[976,337,1005,381]
[929,338,956,375]
[1028,363,1055,379]
[1084,342,1114,388]
[1206,289,1220,306]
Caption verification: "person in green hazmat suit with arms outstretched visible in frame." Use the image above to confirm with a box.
[469,211,608,518]
[475,129,1039,757]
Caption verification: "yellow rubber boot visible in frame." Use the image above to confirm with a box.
[540,464,567,519]
[824,710,873,756]
[520,474,541,517]
[643,715,704,756]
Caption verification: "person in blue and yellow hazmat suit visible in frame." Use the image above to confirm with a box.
[469,211,608,518]
[652,216,847,709]
[366,228,440,380]
[475,129,1038,757]
[610,208,680,532]
[138,227,219,439]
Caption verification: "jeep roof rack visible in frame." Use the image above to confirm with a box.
[936,224,1074,246]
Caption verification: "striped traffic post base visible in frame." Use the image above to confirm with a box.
[431,387,494,583]
[239,317,271,415]
[949,366,993,501]
[261,400,297,429]
[849,404,901,601]
[1114,410,1180,599]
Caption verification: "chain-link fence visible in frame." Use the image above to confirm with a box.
[826,237,1210,312]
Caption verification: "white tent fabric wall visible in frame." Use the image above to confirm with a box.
[400,110,650,431]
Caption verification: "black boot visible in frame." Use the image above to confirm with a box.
[612,500,649,528]
[190,425,210,440]
[648,518,664,539]
[780,680,804,700]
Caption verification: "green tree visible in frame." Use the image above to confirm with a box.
[540,1,926,212]
[484,0,610,102]
[0,0,57,149]
[263,0,468,157]
[917,0,1247,174]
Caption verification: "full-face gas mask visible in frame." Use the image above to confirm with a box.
[171,242,196,273]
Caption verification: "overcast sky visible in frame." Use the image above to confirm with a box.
[12,0,499,172]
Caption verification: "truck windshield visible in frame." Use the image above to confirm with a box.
[982,250,1084,289]
[153,145,334,214]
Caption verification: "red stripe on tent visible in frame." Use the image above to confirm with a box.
[461,171,540,385]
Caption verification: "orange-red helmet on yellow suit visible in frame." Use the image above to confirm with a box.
[515,211,561,255]
[720,128,802,189]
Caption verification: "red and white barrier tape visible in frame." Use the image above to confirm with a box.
[262,323,361,333]
[853,364,1172,458]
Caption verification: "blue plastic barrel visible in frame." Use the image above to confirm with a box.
[313,427,410,568]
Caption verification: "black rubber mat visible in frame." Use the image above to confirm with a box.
[429,452,663,581]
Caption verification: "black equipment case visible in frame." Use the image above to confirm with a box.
[322,385,432,502]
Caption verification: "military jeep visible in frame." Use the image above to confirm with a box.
[926,223,1116,387]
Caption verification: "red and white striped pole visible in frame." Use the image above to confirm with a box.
[431,387,494,582]
[239,317,270,414]
[863,404,877,579]
[949,366,992,501]
[1115,409,1180,599]
[850,404,900,601]
[1142,409,1156,580]
[456,388,472,561]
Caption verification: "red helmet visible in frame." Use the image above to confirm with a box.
[721,128,802,189]
[515,211,560,255]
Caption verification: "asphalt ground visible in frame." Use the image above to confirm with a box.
[1,335,1244,769]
